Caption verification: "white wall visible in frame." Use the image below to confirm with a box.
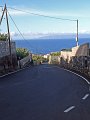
[49,55,60,64]
[61,46,79,62]
[19,55,31,68]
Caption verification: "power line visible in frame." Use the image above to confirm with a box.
[8,11,34,49]
[0,5,77,22]
[9,7,77,22]
[0,5,78,54]
[8,11,46,54]
[8,11,26,41]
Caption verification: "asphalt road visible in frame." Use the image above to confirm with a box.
[0,64,90,120]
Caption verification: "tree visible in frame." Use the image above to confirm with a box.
[32,54,48,63]
[51,52,61,56]
[16,48,29,60]
[61,49,72,52]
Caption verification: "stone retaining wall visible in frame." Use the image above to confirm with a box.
[0,41,16,57]
[0,41,17,75]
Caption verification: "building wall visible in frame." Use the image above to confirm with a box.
[49,55,60,64]
[72,46,79,56]
[75,43,89,57]
[60,46,79,63]
[43,54,49,59]
[60,51,72,62]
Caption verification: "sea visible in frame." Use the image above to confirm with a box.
[14,38,90,54]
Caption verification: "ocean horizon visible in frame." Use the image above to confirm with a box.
[14,38,90,54]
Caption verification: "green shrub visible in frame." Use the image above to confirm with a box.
[32,55,48,63]
[16,48,29,60]
[51,52,61,56]
[0,34,8,41]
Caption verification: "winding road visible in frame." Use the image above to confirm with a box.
[0,64,90,120]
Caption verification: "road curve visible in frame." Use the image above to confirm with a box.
[0,64,90,120]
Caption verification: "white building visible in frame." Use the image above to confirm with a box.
[49,55,60,64]
[60,43,90,63]
[43,54,49,59]
[61,46,79,63]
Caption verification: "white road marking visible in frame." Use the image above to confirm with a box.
[82,94,89,100]
[64,106,75,113]
[63,68,90,85]
[53,66,90,85]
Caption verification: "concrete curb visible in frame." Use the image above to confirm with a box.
[0,66,31,78]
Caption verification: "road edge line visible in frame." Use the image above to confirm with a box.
[54,66,90,85]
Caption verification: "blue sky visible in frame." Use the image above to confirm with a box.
[1,0,90,38]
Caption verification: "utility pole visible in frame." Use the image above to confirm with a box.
[5,4,12,59]
[0,5,6,25]
[76,19,79,46]
[0,4,12,65]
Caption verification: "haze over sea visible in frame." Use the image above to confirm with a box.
[15,38,90,54]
